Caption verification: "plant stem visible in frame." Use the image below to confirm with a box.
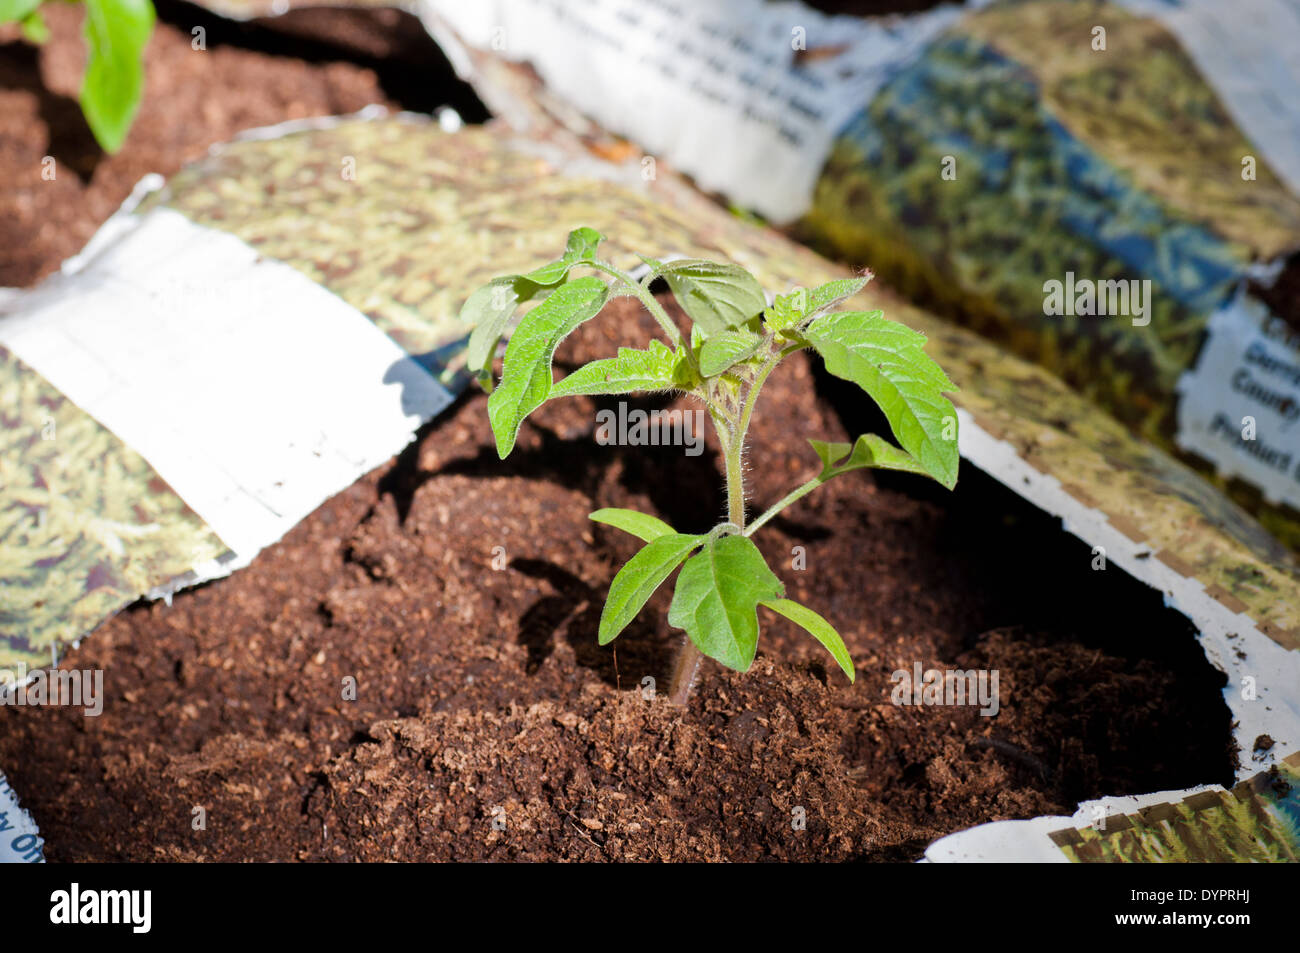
[735,351,777,452]
[665,333,798,705]
[667,641,704,707]
[731,343,818,536]
[667,405,749,707]
[636,286,687,354]
[588,261,689,359]
[744,475,822,537]
[724,437,747,530]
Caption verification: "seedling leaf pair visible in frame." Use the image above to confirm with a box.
[594,514,853,682]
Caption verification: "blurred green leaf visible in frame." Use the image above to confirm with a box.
[80,0,155,154]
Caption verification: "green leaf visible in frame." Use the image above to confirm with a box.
[462,276,545,378]
[802,310,959,489]
[765,276,870,332]
[0,0,42,23]
[660,259,767,338]
[19,8,47,42]
[599,533,705,645]
[667,534,784,672]
[808,434,931,481]
[0,0,46,42]
[463,228,609,390]
[80,0,155,154]
[763,294,800,332]
[487,276,609,458]
[698,329,763,377]
[588,508,676,543]
[761,598,855,683]
[803,276,871,317]
[564,226,603,259]
[523,227,605,285]
[808,310,954,390]
[551,339,681,398]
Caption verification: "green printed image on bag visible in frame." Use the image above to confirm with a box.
[803,0,1300,545]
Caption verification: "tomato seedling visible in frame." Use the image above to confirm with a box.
[462,229,959,704]
[2,0,155,153]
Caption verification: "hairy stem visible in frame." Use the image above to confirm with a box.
[665,339,799,705]
[735,350,777,451]
[723,426,747,529]
[667,407,749,706]
[730,342,818,535]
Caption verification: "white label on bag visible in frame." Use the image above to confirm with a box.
[1175,293,1300,509]
[0,207,454,565]
[0,770,43,863]
[422,0,960,224]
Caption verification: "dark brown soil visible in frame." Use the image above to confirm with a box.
[0,292,1234,861]
[0,1,1235,862]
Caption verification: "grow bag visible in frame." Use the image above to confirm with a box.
[1,112,1298,861]
[413,0,1300,551]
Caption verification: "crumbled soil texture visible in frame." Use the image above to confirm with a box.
[0,295,1235,861]
[0,1,481,288]
[0,0,1238,860]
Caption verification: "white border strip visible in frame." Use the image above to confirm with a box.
[923,783,1227,863]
